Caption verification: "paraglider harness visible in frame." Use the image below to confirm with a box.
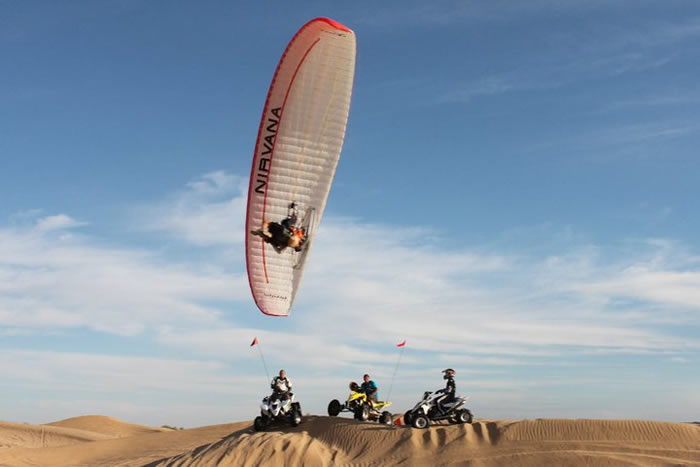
[252,202,307,253]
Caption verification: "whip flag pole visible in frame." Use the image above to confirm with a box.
[386,340,406,402]
[250,336,270,382]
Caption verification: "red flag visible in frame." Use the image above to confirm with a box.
[250,337,258,347]
[396,340,406,347]
[394,416,403,426]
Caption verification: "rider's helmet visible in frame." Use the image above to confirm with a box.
[442,368,456,379]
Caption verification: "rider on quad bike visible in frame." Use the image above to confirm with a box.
[327,380,393,424]
[435,368,456,414]
[403,368,472,429]
[361,374,378,407]
[254,369,302,431]
[251,202,305,253]
[271,369,292,403]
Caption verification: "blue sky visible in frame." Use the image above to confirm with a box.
[1,1,699,426]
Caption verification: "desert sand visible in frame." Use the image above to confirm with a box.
[1,415,698,466]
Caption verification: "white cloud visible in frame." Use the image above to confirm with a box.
[0,349,266,426]
[0,214,248,336]
[0,349,240,394]
[35,214,86,232]
[6,173,697,354]
[138,170,248,247]
[578,269,700,309]
[1,171,699,423]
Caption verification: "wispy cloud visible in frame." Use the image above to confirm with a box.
[619,16,700,48]
[438,48,684,105]
[438,77,515,103]
[137,170,247,247]
[599,87,700,112]
[34,214,86,232]
[434,13,700,105]
[353,0,641,28]
[0,213,246,336]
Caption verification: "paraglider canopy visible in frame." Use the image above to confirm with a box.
[245,18,356,316]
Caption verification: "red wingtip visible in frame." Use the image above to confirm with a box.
[311,17,353,33]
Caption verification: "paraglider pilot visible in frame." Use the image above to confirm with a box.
[281,202,298,230]
[251,202,304,253]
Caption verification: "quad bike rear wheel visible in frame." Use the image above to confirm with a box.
[403,411,413,426]
[456,409,473,424]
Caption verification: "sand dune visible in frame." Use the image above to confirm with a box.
[46,415,169,438]
[158,417,700,467]
[0,416,698,466]
[0,420,112,449]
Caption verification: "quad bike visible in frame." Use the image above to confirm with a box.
[403,391,473,429]
[253,391,302,431]
[327,382,393,425]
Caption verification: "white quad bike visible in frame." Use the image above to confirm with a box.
[403,391,473,429]
[253,380,302,431]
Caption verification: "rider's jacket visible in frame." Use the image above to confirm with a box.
[271,376,292,393]
[360,380,377,396]
[437,377,456,397]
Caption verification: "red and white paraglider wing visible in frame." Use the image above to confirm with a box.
[245,18,356,316]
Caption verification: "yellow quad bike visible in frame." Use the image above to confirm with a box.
[327,382,393,425]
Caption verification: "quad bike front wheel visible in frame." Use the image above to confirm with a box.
[253,416,268,432]
[354,404,370,422]
[403,411,413,426]
[290,407,302,427]
[412,414,429,429]
[328,399,342,417]
[379,411,392,425]
[456,409,473,424]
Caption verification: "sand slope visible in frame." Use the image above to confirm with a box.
[157,417,700,467]
[1,416,698,466]
[46,415,169,438]
[0,420,112,449]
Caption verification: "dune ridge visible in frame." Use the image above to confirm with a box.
[0,416,698,466]
[156,416,700,467]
